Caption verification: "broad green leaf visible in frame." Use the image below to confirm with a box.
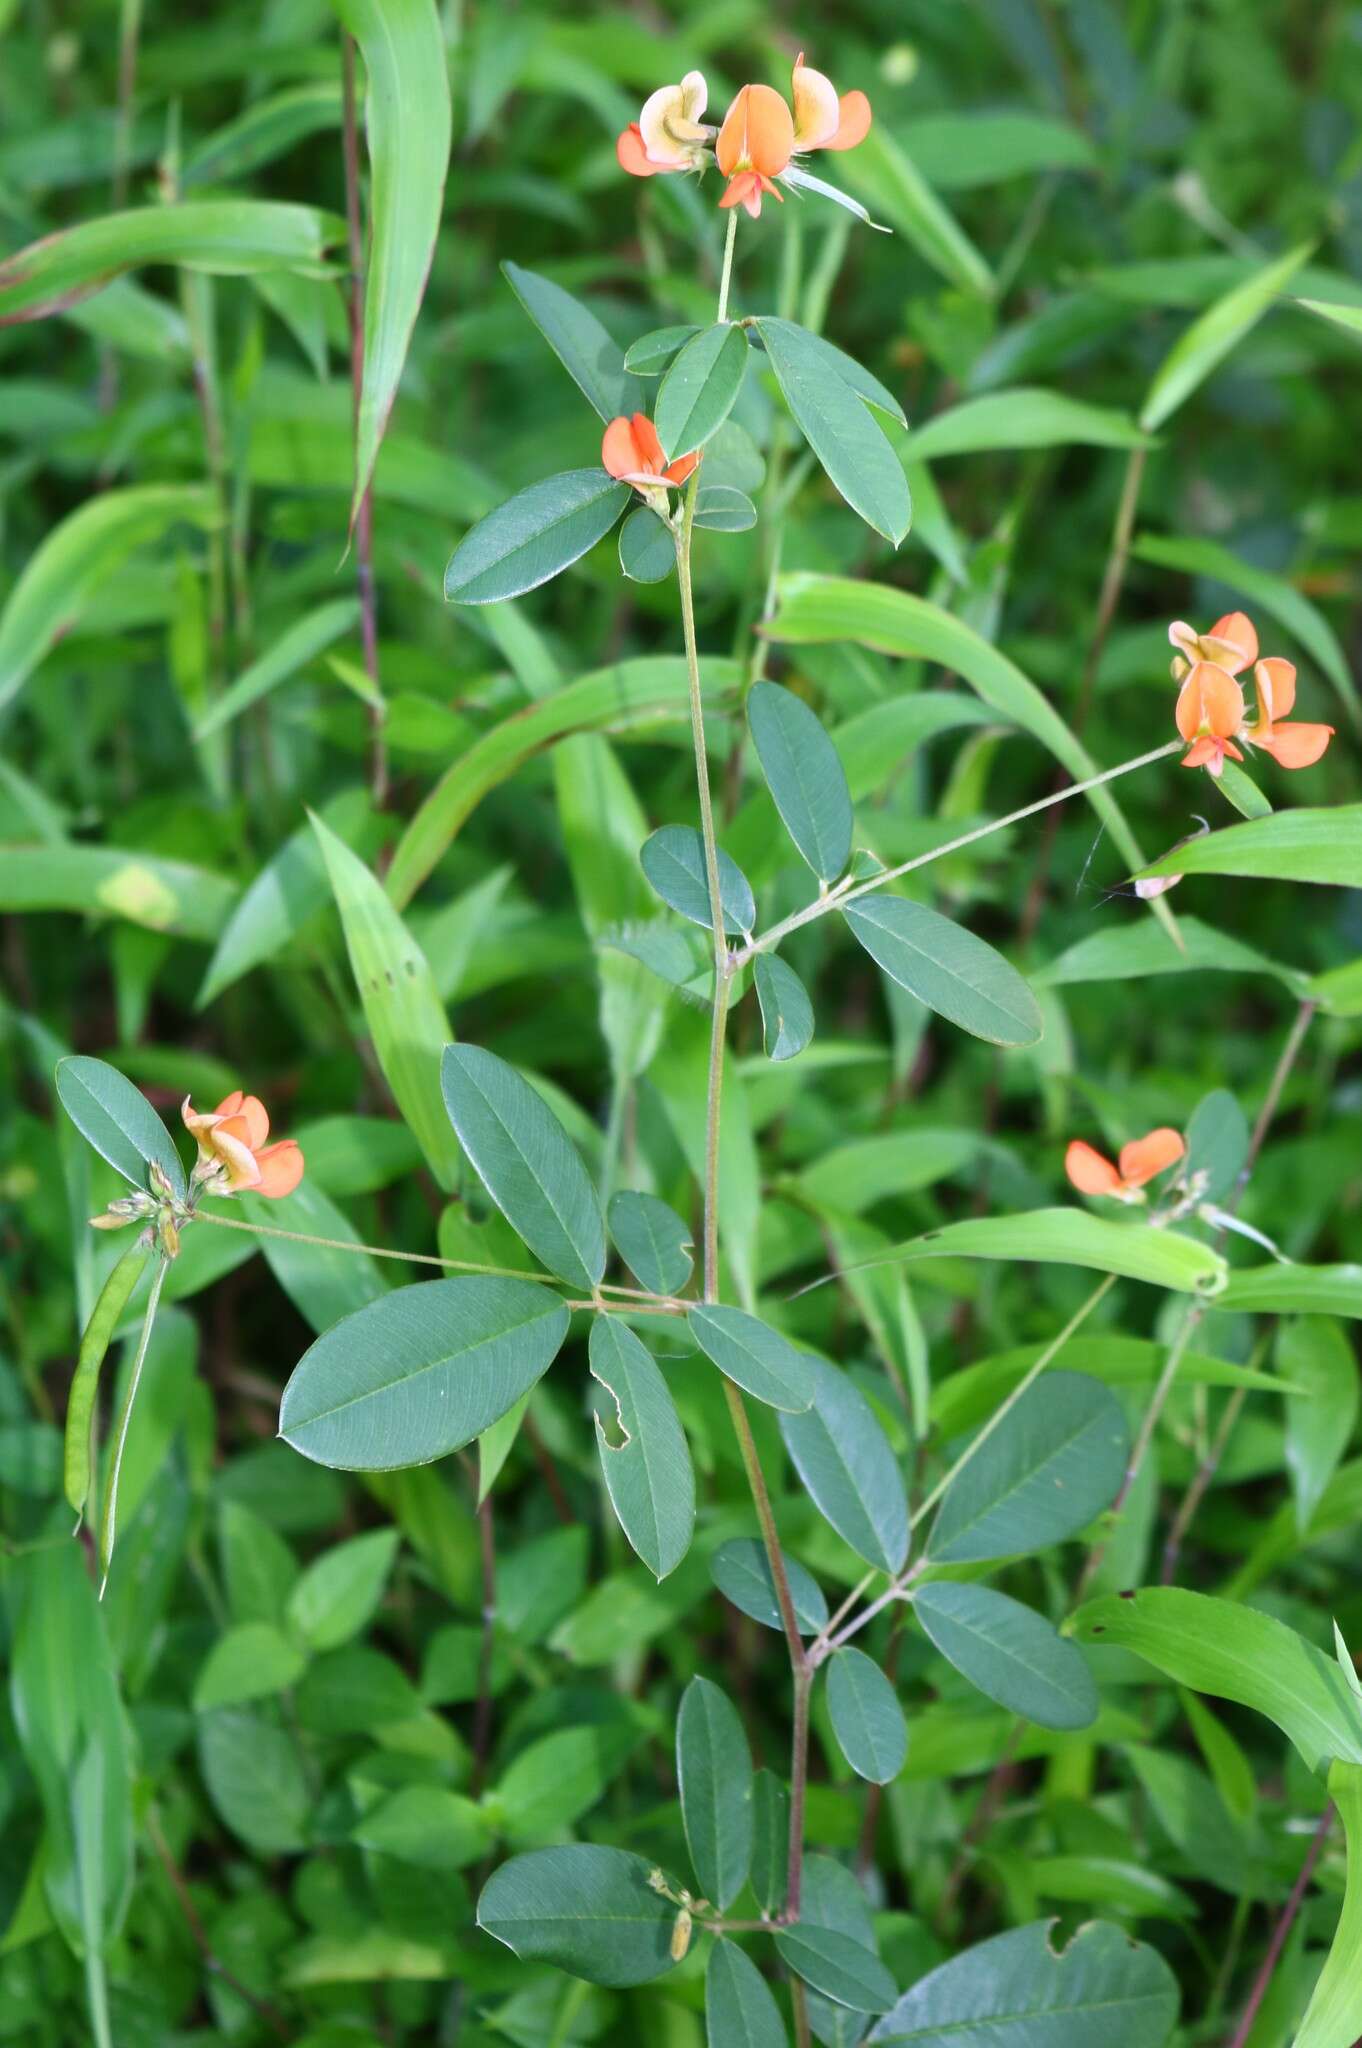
[64,1242,151,1517]
[826,1648,908,1783]
[906,389,1150,461]
[1311,956,1362,1016]
[929,1371,1128,1563]
[1035,914,1304,995]
[183,81,343,187]
[503,261,641,422]
[441,1043,606,1289]
[824,1211,1226,1298]
[840,125,993,295]
[774,1925,897,2014]
[751,324,905,425]
[899,110,1098,188]
[388,653,740,906]
[1281,1319,1359,1535]
[495,1726,621,1843]
[278,1276,571,1470]
[193,1623,306,1710]
[868,1918,1179,2046]
[1184,1088,1250,1204]
[0,200,342,323]
[1133,531,1359,725]
[589,1317,695,1581]
[756,318,911,545]
[619,505,675,583]
[779,1357,908,1574]
[353,1786,490,1871]
[1139,808,1362,888]
[765,577,1160,911]
[655,323,748,459]
[755,954,815,1061]
[1067,1588,1362,1774]
[1219,1264,1362,1317]
[1140,243,1311,431]
[192,598,361,739]
[844,897,1042,1047]
[56,1056,186,1196]
[752,1770,790,1913]
[332,0,451,525]
[0,484,214,712]
[288,1527,399,1649]
[707,1941,788,2048]
[0,844,238,938]
[710,1538,828,1636]
[695,482,757,531]
[933,1334,1284,1438]
[677,1675,754,1909]
[913,1581,1098,1730]
[748,681,854,882]
[312,813,461,1189]
[1295,1760,1362,2048]
[445,469,630,605]
[607,1190,693,1296]
[477,1845,678,1987]
[688,1304,816,1412]
[641,825,757,936]
[625,324,701,374]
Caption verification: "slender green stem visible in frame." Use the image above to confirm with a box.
[341,31,388,808]
[733,740,1182,969]
[98,1252,168,1592]
[715,207,739,325]
[192,1208,677,1303]
[84,1945,114,2048]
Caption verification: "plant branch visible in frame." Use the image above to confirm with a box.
[98,1252,168,1593]
[733,741,1181,969]
[147,1807,291,2036]
[1226,1802,1333,2048]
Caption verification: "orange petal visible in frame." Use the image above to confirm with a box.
[826,89,871,151]
[1176,661,1244,741]
[1207,611,1258,671]
[1258,720,1334,769]
[1254,656,1296,725]
[254,1141,304,1199]
[719,168,762,215]
[666,449,699,485]
[1065,1141,1123,1197]
[602,416,641,478]
[213,1090,244,1120]
[617,124,659,177]
[210,1126,262,1190]
[791,55,841,149]
[717,82,793,178]
[1118,1128,1184,1187]
[1180,737,1216,769]
[234,1094,269,1149]
[630,413,664,472]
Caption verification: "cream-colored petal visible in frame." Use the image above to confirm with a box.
[792,56,840,150]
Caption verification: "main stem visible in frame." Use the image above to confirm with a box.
[677,207,811,1921]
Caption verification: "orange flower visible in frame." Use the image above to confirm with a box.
[1168,611,1258,680]
[183,1090,304,1198]
[617,70,713,179]
[1066,1129,1185,1205]
[601,413,698,492]
[1175,661,1244,777]
[1242,656,1334,770]
[716,53,872,218]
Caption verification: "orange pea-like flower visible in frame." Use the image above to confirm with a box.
[1168,611,1258,681]
[1175,660,1245,777]
[1065,1128,1185,1205]
[1243,656,1334,770]
[601,413,698,492]
[716,82,795,217]
[182,1090,304,1198]
[617,70,713,179]
[791,50,872,155]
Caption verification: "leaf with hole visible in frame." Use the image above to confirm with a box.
[589,1317,695,1581]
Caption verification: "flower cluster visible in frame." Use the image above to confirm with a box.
[182,1090,304,1199]
[1065,1127,1184,1204]
[617,51,871,219]
[1171,611,1333,777]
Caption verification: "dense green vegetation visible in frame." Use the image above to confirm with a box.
[3,2,1362,2044]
